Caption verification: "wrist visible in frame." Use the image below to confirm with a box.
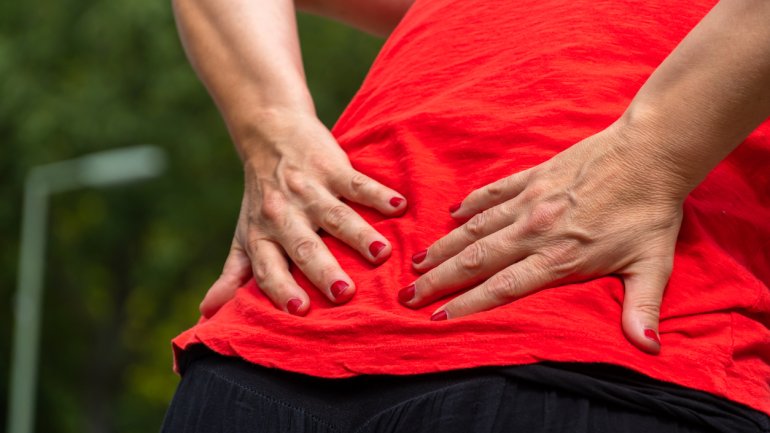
[580,119,690,205]
[229,105,319,161]
[610,107,718,200]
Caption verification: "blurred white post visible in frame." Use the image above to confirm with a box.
[7,146,166,433]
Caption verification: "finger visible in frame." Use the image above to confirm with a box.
[621,257,672,355]
[273,214,356,304]
[200,243,252,318]
[243,237,311,316]
[450,170,529,219]
[331,168,407,216]
[412,201,517,271]
[428,254,552,320]
[400,225,528,308]
[311,191,392,263]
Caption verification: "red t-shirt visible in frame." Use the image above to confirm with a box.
[174,0,770,415]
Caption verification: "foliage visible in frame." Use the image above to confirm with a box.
[0,1,382,431]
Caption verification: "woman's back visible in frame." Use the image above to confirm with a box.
[173,0,770,416]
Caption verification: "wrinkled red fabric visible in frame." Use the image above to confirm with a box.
[173,0,770,415]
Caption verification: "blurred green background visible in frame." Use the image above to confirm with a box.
[0,1,383,431]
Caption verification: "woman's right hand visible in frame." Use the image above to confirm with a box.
[200,112,407,318]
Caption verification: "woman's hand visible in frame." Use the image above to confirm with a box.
[397,0,770,355]
[400,123,688,354]
[201,112,407,318]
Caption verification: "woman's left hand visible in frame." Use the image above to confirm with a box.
[399,121,690,354]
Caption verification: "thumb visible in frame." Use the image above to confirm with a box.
[621,258,673,354]
[200,243,252,318]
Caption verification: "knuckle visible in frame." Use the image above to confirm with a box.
[348,172,370,196]
[270,282,294,297]
[428,237,448,258]
[322,205,352,231]
[245,236,262,255]
[520,184,547,203]
[258,189,288,223]
[524,203,561,234]
[632,299,662,318]
[285,169,313,197]
[291,238,318,266]
[354,228,370,247]
[485,271,520,302]
[464,212,487,237]
[458,243,486,273]
[445,298,472,316]
[319,266,341,285]
[541,241,581,276]
[421,271,440,292]
[485,181,504,198]
[309,157,335,176]
[252,259,270,283]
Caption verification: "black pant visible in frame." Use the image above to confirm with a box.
[161,347,769,433]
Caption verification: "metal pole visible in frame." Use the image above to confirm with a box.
[7,174,49,433]
[6,145,165,433]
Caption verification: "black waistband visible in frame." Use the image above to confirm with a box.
[495,362,769,433]
[178,345,769,433]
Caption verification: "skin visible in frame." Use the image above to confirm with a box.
[173,0,770,353]
[171,0,415,317]
[404,0,770,354]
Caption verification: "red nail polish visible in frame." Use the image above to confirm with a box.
[330,280,349,298]
[412,249,427,264]
[369,241,386,257]
[398,284,415,303]
[287,298,302,315]
[644,328,661,345]
[449,202,461,213]
[389,197,404,207]
[430,310,448,321]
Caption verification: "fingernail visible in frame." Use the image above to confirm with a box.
[398,283,415,303]
[331,280,349,298]
[430,310,448,321]
[389,197,404,207]
[644,328,661,345]
[369,241,386,257]
[287,298,303,315]
[412,249,427,264]
[449,202,461,213]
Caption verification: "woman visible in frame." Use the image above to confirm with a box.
[162,0,770,431]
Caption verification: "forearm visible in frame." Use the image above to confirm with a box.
[619,0,770,195]
[172,0,314,159]
[174,0,410,319]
